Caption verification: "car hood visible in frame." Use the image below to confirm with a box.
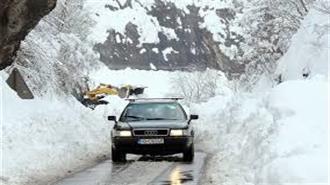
[116,120,188,129]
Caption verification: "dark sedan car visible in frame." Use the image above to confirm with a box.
[108,98,198,162]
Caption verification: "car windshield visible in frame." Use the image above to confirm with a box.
[120,102,187,121]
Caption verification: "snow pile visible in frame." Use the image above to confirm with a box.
[0,72,115,185]
[191,92,276,184]
[193,77,327,185]
[261,76,328,183]
[253,7,330,179]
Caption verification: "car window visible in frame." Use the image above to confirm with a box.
[120,103,187,121]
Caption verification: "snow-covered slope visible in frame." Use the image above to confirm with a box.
[84,0,309,75]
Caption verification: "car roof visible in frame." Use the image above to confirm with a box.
[126,98,183,104]
[128,100,180,104]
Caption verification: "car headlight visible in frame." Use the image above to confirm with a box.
[170,129,189,136]
[114,130,132,137]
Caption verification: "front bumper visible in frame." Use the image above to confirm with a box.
[112,136,193,155]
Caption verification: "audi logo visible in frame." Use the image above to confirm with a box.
[144,130,158,135]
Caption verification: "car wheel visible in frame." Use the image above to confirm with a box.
[183,145,194,162]
[112,147,126,162]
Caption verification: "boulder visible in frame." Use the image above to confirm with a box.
[0,0,57,70]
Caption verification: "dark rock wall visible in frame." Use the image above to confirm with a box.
[0,0,56,70]
[94,1,245,75]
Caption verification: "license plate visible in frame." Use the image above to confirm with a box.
[138,138,164,145]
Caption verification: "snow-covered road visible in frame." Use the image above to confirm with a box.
[53,152,207,185]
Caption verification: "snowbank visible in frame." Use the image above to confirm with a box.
[191,76,327,185]
[261,6,329,183]
[261,76,328,183]
[0,73,113,185]
[193,4,329,184]
[191,92,276,185]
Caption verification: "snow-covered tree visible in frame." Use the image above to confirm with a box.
[13,0,98,98]
[238,0,314,89]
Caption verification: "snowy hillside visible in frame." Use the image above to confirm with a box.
[85,0,311,76]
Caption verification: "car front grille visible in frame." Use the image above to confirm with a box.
[133,129,169,136]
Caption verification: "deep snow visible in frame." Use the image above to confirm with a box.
[1,72,112,185]
[262,77,328,183]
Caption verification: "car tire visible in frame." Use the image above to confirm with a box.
[183,145,194,162]
[112,147,126,162]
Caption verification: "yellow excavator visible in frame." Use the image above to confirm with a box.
[82,83,146,109]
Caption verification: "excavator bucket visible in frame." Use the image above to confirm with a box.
[118,86,146,98]
[118,87,129,98]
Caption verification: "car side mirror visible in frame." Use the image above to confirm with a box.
[190,114,199,120]
[108,116,117,122]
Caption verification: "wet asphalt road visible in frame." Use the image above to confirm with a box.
[53,152,207,185]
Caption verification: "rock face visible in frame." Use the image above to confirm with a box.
[94,1,244,74]
[6,68,34,99]
[88,0,309,78]
[0,0,57,70]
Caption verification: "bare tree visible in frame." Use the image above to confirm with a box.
[171,70,223,105]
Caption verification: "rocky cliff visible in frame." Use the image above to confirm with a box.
[86,0,310,78]
[0,0,57,70]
